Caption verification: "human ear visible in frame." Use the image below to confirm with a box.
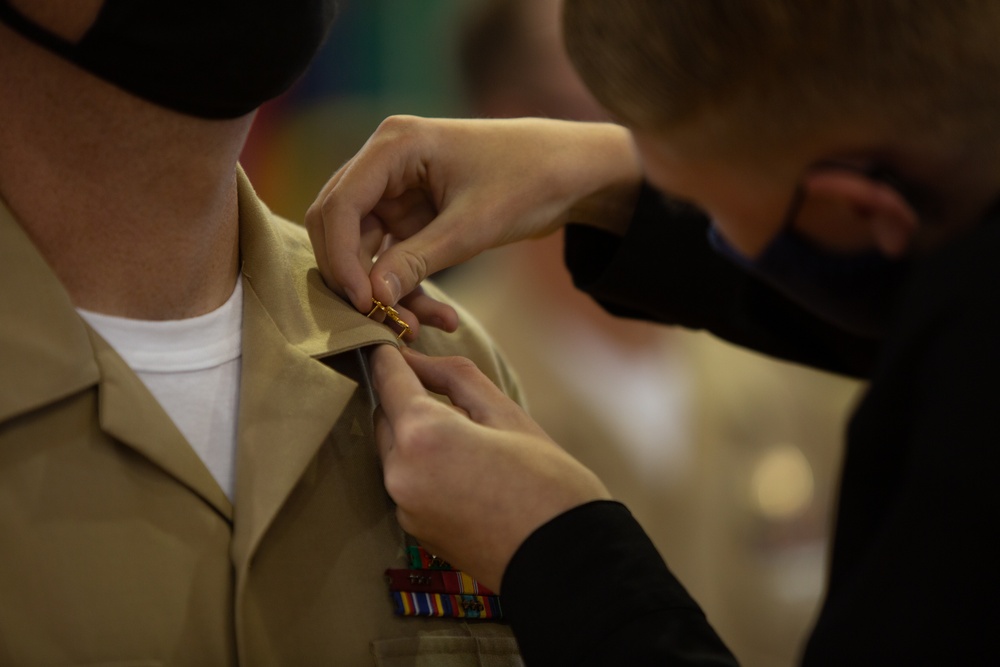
[801,169,918,258]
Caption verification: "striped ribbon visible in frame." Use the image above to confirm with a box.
[391,591,503,620]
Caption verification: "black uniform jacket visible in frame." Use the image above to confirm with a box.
[501,185,1000,666]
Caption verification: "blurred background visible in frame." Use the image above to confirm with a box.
[240,2,864,665]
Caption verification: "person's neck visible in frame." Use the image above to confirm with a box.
[0,37,254,320]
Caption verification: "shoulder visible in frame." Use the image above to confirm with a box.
[866,218,1000,440]
[892,219,1000,343]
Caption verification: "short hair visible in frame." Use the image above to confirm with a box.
[563,0,1000,150]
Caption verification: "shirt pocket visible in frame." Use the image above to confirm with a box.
[371,636,524,667]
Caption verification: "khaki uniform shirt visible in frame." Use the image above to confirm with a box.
[0,170,525,666]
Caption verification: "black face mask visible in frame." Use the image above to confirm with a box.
[0,0,338,119]
[708,223,909,340]
[707,164,917,340]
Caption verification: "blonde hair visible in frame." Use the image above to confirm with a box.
[563,0,1000,148]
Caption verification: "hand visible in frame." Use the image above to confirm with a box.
[371,345,611,592]
[306,116,642,333]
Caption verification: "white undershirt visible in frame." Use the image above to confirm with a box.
[77,281,243,499]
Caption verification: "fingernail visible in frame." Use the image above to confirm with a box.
[384,273,401,304]
[345,286,360,310]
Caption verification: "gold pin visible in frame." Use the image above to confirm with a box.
[367,298,412,340]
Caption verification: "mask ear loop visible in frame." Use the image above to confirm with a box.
[0,3,82,58]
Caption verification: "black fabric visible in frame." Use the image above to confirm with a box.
[564,184,882,377]
[0,0,337,119]
[503,501,737,667]
[503,187,1000,665]
[801,216,1000,666]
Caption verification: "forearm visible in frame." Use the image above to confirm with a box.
[502,501,738,667]
[555,121,644,238]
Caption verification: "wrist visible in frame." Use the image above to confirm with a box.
[562,123,643,237]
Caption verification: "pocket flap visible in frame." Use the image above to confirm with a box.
[371,635,524,667]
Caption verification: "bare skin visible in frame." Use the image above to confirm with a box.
[0,17,251,320]
[371,344,611,592]
[305,116,643,331]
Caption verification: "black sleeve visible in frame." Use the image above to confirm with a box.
[502,501,738,667]
[564,184,881,377]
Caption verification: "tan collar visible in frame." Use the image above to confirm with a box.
[236,167,400,358]
[0,198,99,423]
[1,168,399,537]
[0,169,398,420]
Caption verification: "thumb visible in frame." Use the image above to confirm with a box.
[368,207,485,306]
[400,349,544,435]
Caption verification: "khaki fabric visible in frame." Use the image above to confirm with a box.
[0,169,524,666]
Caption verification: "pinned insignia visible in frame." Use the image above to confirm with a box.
[367,298,412,339]
[406,545,453,570]
[385,568,495,596]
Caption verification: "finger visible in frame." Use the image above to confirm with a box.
[371,189,439,241]
[400,287,459,333]
[367,203,481,309]
[359,213,387,264]
[399,349,516,426]
[378,284,461,339]
[318,157,399,312]
[383,301,422,341]
[320,119,441,312]
[305,163,349,288]
[370,344,431,423]
[392,506,449,563]
[306,163,373,310]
